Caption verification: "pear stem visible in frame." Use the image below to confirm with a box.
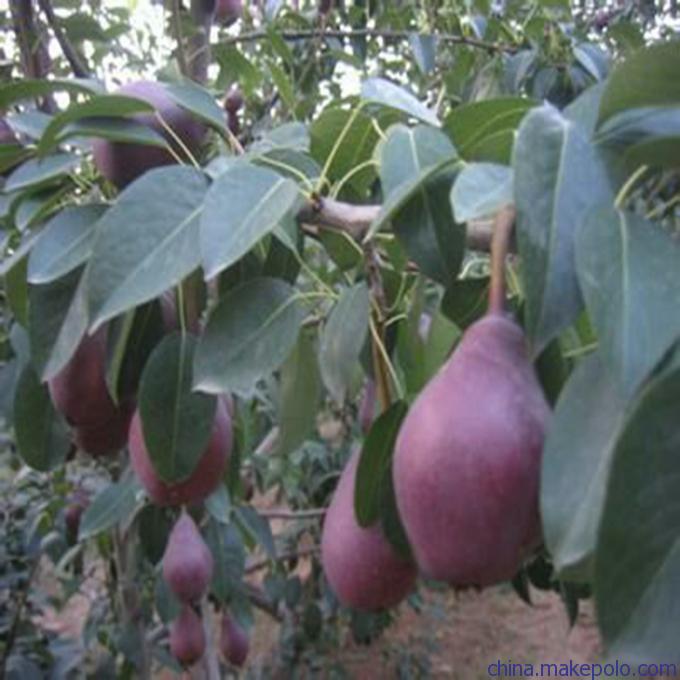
[488,206,516,315]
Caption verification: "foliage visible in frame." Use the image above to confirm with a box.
[1,0,679,676]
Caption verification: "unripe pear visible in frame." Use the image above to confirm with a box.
[163,512,214,603]
[48,329,119,427]
[215,0,243,24]
[321,450,417,611]
[92,80,206,189]
[393,209,549,587]
[219,612,249,667]
[170,605,206,667]
[129,399,233,506]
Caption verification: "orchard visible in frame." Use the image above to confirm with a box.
[0,0,679,677]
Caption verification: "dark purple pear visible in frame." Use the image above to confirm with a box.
[321,449,417,611]
[215,0,242,24]
[219,612,249,667]
[170,605,206,667]
[393,208,549,587]
[92,80,205,189]
[163,512,214,603]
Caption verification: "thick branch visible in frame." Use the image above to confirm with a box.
[221,28,515,54]
[37,0,90,77]
[298,197,503,253]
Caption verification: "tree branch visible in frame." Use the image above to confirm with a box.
[245,546,320,574]
[220,28,515,54]
[36,0,90,78]
[259,508,326,520]
[298,196,502,252]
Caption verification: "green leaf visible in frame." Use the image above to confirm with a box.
[319,282,370,403]
[200,163,300,280]
[4,153,80,193]
[87,166,208,330]
[445,97,535,159]
[597,42,680,126]
[164,80,227,133]
[137,505,173,564]
[37,94,157,154]
[450,162,513,222]
[59,117,167,148]
[380,132,463,281]
[0,78,103,109]
[361,78,440,127]
[576,207,680,397]
[441,277,490,329]
[540,351,627,581]
[13,364,71,472]
[595,362,680,663]
[28,204,106,284]
[513,104,614,355]
[277,331,321,456]
[4,254,29,327]
[268,61,297,114]
[79,478,141,540]
[205,518,246,603]
[235,506,276,559]
[138,333,217,484]
[354,401,408,527]
[310,106,396,197]
[28,266,88,381]
[194,278,306,396]
[206,485,232,525]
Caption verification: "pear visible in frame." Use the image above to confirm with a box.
[392,208,550,586]
[128,397,232,506]
[169,605,206,667]
[321,449,417,611]
[162,511,214,603]
[219,613,249,667]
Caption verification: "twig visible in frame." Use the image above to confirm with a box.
[245,546,320,574]
[297,196,504,253]
[36,0,90,77]
[488,207,516,315]
[259,508,326,520]
[171,0,189,78]
[220,28,515,54]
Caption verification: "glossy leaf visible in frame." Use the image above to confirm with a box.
[450,162,513,222]
[595,363,680,663]
[13,364,71,472]
[4,153,80,193]
[354,401,408,527]
[138,333,217,484]
[576,207,680,397]
[276,331,321,456]
[164,80,228,133]
[319,282,369,403]
[28,266,88,381]
[441,277,490,329]
[597,42,680,126]
[79,478,141,540]
[541,351,627,581]
[205,519,246,603]
[361,77,440,127]
[0,78,102,109]
[513,104,614,355]
[200,163,299,279]
[194,278,305,396]
[28,204,106,284]
[87,166,208,330]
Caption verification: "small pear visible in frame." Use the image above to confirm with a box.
[169,605,206,667]
[321,449,417,611]
[163,512,214,603]
[219,612,249,667]
[393,208,550,586]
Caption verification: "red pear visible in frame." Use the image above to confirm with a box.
[72,401,134,456]
[215,0,242,24]
[224,87,243,114]
[170,605,206,667]
[219,612,249,667]
[129,399,232,506]
[321,450,417,611]
[92,80,205,189]
[48,329,118,427]
[163,511,214,603]
[392,208,550,587]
